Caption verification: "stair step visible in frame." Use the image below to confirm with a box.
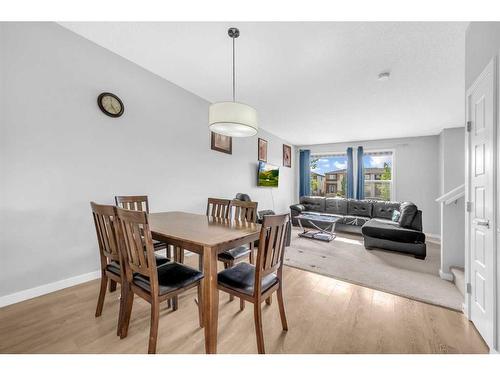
[450,266,465,297]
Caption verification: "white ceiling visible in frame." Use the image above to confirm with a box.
[59,22,467,145]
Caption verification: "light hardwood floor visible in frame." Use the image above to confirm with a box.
[0,257,488,354]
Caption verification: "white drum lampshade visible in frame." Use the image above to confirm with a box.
[209,101,258,137]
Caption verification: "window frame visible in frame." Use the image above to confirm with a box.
[310,152,348,198]
[362,148,396,201]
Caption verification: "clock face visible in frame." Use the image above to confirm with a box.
[98,93,124,117]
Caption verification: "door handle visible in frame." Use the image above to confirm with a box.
[473,218,490,228]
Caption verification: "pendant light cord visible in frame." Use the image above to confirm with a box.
[232,36,236,102]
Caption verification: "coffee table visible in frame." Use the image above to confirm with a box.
[296,213,341,242]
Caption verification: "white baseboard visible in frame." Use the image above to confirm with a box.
[0,270,101,308]
[439,269,454,281]
[425,233,441,244]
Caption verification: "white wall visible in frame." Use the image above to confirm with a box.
[438,127,465,277]
[465,22,500,89]
[297,135,441,235]
[0,22,296,298]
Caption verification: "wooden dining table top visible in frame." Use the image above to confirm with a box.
[148,211,261,248]
[148,210,261,354]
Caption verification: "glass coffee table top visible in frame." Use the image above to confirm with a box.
[295,213,342,223]
[295,213,341,242]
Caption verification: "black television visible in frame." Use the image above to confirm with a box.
[257,162,279,187]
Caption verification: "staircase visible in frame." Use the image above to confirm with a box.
[450,266,465,296]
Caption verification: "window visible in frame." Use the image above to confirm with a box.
[310,154,347,197]
[362,151,393,201]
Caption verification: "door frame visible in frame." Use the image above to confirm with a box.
[465,56,498,351]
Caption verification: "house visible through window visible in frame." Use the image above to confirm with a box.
[310,154,347,197]
[362,150,393,201]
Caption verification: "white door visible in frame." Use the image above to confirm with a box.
[466,58,496,348]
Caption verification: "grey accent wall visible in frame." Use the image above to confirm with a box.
[0,22,296,297]
[439,127,465,195]
[438,127,465,275]
[297,135,441,235]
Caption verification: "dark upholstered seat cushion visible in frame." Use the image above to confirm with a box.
[399,202,418,228]
[106,254,170,276]
[106,261,121,276]
[218,262,279,296]
[218,245,251,261]
[325,198,348,215]
[153,254,171,267]
[153,239,168,250]
[133,262,203,296]
[362,219,425,243]
[300,196,326,212]
[372,201,401,220]
[347,200,373,217]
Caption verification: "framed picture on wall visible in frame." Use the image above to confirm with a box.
[211,132,232,154]
[258,138,268,162]
[283,144,291,167]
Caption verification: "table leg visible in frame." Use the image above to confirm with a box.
[202,246,219,354]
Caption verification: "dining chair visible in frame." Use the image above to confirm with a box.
[206,198,231,219]
[116,207,204,354]
[90,202,170,334]
[217,213,290,354]
[115,195,171,257]
[202,197,231,271]
[218,200,258,302]
[90,202,125,334]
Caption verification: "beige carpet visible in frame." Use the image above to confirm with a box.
[285,228,463,311]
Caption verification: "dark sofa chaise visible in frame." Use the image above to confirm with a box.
[290,196,426,259]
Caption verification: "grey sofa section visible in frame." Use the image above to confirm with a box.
[290,196,426,259]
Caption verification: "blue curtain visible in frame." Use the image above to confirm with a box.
[356,146,364,199]
[299,150,311,197]
[346,147,354,198]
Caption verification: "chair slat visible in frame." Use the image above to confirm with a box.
[229,200,258,223]
[117,207,156,278]
[264,226,277,269]
[255,214,289,275]
[207,198,231,219]
[272,225,284,267]
[115,195,150,214]
[91,202,121,262]
[133,224,148,269]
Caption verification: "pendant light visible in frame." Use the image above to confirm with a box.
[209,27,258,137]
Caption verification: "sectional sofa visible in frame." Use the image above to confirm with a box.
[290,196,426,259]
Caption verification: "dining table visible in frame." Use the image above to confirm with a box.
[148,211,261,354]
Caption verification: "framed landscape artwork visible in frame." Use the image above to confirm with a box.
[258,138,268,162]
[283,144,291,167]
[211,132,232,154]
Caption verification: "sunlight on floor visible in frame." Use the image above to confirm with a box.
[372,290,394,310]
[333,236,364,245]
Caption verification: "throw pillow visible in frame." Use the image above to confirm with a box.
[399,202,417,228]
[392,210,401,222]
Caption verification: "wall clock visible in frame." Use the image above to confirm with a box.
[97,92,124,118]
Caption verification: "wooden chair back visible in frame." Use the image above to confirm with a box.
[230,200,258,222]
[116,207,158,288]
[90,202,122,266]
[115,195,150,213]
[255,214,290,287]
[206,198,231,219]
